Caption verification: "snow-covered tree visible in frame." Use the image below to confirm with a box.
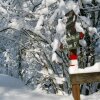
[0,0,100,95]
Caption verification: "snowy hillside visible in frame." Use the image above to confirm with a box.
[0,74,100,100]
[0,74,72,100]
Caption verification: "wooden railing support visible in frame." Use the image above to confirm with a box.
[72,84,80,100]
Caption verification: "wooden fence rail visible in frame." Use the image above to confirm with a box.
[70,72,100,100]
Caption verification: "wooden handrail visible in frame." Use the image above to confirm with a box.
[70,72,100,100]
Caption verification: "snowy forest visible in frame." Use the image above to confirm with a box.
[0,0,100,97]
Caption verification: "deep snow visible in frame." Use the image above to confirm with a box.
[0,74,100,100]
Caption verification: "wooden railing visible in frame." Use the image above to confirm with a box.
[70,72,100,100]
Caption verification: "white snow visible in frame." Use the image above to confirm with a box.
[34,15,44,31]
[66,1,80,15]
[36,7,49,15]
[96,0,100,3]
[69,60,79,73]
[75,22,85,33]
[55,75,66,84]
[52,18,65,63]
[88,27,100,39]
[88,27,97,37]
[79,39,87,47]
[49,9,59,24]
[80,16,91,28]
[8,19,19,30]
[52,37,61,52]
[41,0,57,7]
[52,52,63,63]
[8,18,24,30]
[0,74,71,100]
[70,60,78,67]
[69,62,100,74]
[82,0,92,4]
[0,6,7,14]
[0,74,100,100]
[58,0,67,17]
[56,19,65,38]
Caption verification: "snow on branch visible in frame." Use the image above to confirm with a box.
[22,29,49,44]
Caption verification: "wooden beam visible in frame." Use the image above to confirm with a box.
[70,72,100,84]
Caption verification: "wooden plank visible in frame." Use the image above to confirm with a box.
[72,84,80,100]
[70,72,100,84]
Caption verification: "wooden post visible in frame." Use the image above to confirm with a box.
[70,72,100,100]
[72,84,80,100]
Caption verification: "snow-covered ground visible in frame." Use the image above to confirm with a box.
[0,74,100,100]
[0,74,72,100]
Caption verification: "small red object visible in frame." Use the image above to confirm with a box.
[69,49,78,60]
[69,54,78,60]
[79,32,84,39]
[69,55,78,66]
